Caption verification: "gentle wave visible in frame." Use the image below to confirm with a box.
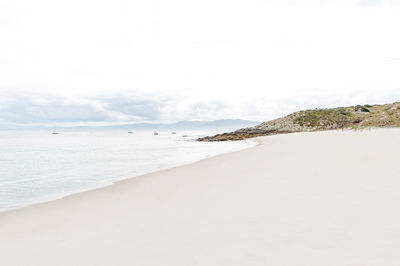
[0,130,255,212]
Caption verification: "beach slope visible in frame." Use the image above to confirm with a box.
[1,129,400,266]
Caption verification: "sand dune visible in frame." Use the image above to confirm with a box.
[1,129,400,266]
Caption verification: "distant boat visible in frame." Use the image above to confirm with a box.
[128,131,133,134]
[171,132,177,134]
[154,132,159,135]
[51,130,59,135]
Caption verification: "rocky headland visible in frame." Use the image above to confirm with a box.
[198,102,400,141]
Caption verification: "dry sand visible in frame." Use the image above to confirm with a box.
[1,129,400,266]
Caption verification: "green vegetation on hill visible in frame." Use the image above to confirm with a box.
[198,102,400,141]
[291,103,400,129]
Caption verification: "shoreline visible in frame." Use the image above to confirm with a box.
[2,129,400,266]
[0,138,259,215]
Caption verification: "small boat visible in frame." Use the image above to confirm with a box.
[51,130,59,135]
[154,132,159,135]
[128,131,133,134]
[171,132,177,134]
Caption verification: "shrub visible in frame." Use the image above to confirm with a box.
[354,105,370,112]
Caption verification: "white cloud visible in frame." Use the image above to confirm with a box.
[358,0,382,7]
[0,0,399,125]
[1,88,399,128]
[358,0,400,7]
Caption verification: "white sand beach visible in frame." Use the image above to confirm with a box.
[1,129,400,266]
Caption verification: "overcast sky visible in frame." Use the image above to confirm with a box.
[1,0,399,127]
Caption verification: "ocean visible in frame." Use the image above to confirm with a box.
[0,130,254,212]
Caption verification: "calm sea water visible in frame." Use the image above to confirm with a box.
[0,130,254,212]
